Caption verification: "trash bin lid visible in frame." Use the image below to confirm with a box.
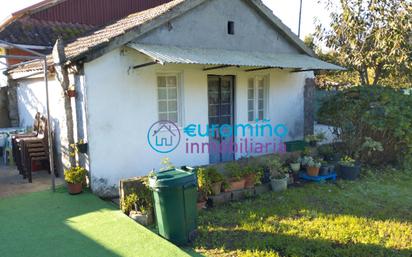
[149,167,197,188]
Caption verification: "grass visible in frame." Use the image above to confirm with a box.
[194,169,412,257]
[0,188,191,257]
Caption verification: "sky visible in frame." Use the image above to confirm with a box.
[0,0,336,40]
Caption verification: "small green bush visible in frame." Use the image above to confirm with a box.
[121,178,153,215]
[208,168,224,184]
[339,156,356,167]
[197,168,211,196]
[122,193,138,215]
[197,167,225,197]
[64,166,87,184]
[224,163,244,181]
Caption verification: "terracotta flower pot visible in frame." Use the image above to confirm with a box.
[67,182,83,195]
[227,179,246,191]
[307,166,320,177]
[244,173,256,189]
[211,182,222,195]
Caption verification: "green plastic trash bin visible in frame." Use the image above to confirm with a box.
[149,166,198,245]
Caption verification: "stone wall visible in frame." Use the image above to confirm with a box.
[304,78,316,136]
[6,80,19,127]
[0,87,10,128]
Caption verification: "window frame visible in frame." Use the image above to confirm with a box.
[156,72,183,126]
[247,75,269,122]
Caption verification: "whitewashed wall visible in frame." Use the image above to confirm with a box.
[16,75,88,175]
[84,48,313,196]
[0,49,7,88]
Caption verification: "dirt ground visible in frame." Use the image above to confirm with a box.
[0,165,64,198]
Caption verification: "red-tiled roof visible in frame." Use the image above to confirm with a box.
[63,0,185,60]
[9,0,185,74]
[0,18,95,47]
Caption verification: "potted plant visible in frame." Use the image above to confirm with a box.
[319,160,330,176]
[76,139,88,154]
[268,156,288,192]
[242,163,263,189]
[338,156,361,180]
[317,144,335,162]
[306,158,321,177]
[224,163,246,191]
[207,167,224,195]
[299,156,313,170]
[305,133,326,147]
[66,85,77,98]
[289,155,301,173]
[269,167,289,192]
[197,168,210,208]
[125,179,154,226]
[64,166,87,194]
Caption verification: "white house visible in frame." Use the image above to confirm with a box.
[7,0,343,197]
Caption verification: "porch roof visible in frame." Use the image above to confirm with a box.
[128,43,345,71]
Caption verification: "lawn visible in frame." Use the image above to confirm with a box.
[193,169,412,257]
[0,188,190,257]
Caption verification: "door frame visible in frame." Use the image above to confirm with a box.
[207,75,236,163]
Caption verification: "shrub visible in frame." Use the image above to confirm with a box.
[122,193,138,215]
[224,162,244,181]
[318,86,412,165]
[339,156,356,167]
[208,168,224,184]
[317,144,335,161]
[197,167,225,196]
[64,166,87,184]
[267,156,283,173]
[121,178,153,215]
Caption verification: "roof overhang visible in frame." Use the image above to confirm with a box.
[128,43,346,71]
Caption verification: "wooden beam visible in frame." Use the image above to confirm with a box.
[7,71,44,80]
[133,60,159,70]
[203,65,234,71]
[244,67,273,72]
[6,59,42,70]
[291,69,318,73]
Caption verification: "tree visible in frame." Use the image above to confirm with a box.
[316,0,412,87]
[304,34,359,89]
[52,39,76,167]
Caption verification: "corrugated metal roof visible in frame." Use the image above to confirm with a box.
[128,43,345,70]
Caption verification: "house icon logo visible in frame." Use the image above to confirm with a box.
[147,120,181,153]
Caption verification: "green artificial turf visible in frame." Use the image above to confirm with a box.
[0,188,191,257]
[194,169,412,257]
